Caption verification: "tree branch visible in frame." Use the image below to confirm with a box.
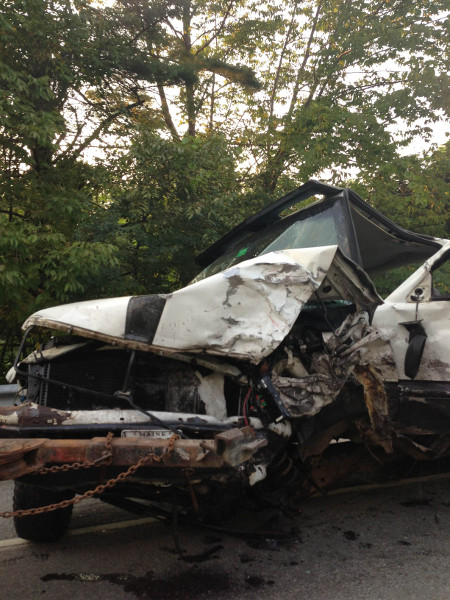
[269,1,298,121]
[163,18,184,41]
[0,209,26,219]
[182,0,196,136]
[63,99,145,161]
[286,2,322,121]
[128,22,157,46]
[194,0,235,55]
[157,83,180,141]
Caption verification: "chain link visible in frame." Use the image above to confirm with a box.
[0,433,179,520]
[32,432,115,476]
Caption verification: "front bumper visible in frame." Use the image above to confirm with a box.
[0,406,271,483]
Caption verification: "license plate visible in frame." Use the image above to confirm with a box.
[121,429,174,439]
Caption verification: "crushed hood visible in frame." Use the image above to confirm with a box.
[23,246,381,363]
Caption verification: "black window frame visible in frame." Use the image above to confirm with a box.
[430,250,450,301]
[193,194,362,283]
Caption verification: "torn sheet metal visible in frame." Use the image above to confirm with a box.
[22,246,380,363]
[353,365,392,453]
[272,314,397,422]
[272,372,344,417]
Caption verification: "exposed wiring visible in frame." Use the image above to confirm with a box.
[313,291,341,338]
[14,327,189,439]
[243,387,252,427]
[121,349,136,392]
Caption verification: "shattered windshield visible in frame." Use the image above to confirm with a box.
[193,200,351,282]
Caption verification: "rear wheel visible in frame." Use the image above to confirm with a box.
[13,481,74,542]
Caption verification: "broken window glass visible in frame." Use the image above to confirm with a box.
[193,201,352,283]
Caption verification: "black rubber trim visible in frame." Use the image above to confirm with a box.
[0,421,234,438]
[125,295,167,344]
[196,180,343,266]
[402,321,428,380]
[196,179,440,268]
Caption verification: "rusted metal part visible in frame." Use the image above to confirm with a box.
[0,439,47,465]
[354,364,393,453]
[300,443,381,496]
[0,403,71,427]
[393,434,434,460]
[1,434,180,520]
[299,419,351,461]
[392,432,450,461]
[34,432,114,476]
[214,426,267,465]
[0,427,267,481]
[0,439,48,480]
[182,468,199,512]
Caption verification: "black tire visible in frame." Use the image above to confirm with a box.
[13,481,74,542]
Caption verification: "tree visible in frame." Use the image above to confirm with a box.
[104,0,448,291]
[351,142,450,238]
[97,0,263,289]
[101,129,245,291]
[1,0,448,376]
[222,0,448,196]
[0,0,192,374]
[111,0,261,140]
[110,0,448,202]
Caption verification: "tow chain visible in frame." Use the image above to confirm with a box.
[31,432,115,476]
[0,433,179,520]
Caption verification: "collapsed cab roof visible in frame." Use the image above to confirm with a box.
[196,180,442,276]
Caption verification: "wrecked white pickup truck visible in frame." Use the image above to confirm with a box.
[1,180,449,541]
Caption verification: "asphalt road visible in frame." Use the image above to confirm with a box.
[1,475,449,600]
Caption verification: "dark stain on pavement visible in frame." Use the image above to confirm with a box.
[41,569,232,599]
[400,498,431,507]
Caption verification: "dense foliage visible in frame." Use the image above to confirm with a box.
[0,0,448,376]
